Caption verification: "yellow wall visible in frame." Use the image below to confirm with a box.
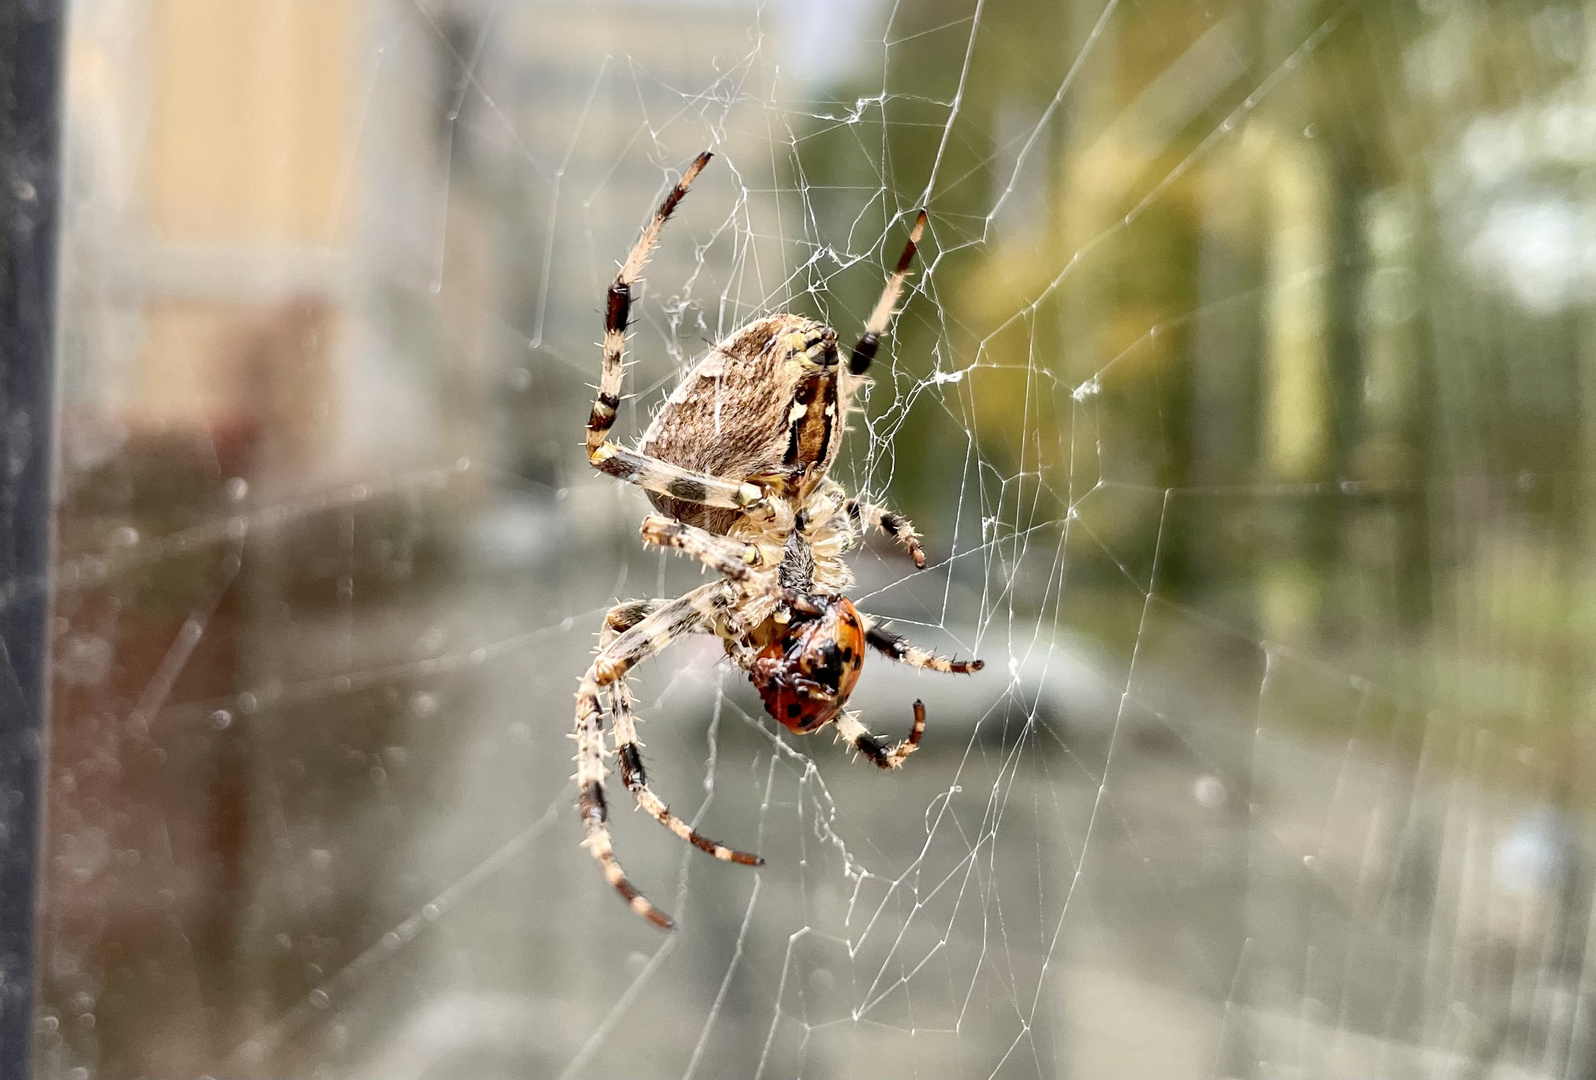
[145,0,357,245]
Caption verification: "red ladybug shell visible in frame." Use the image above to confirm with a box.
[749,597,866,734]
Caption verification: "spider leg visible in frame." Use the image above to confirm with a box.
[575,583,727,930]
[859,617,984,675]
[587,150,710,459]
[592,445,763,512]
[598,600,763,868]
[848,210,927,375]
[640,515,822,615]
[844,498,927,569]
[583,151,766,514]
[640,515,768,580]
[833,701,927,770]
[597,600,663,726]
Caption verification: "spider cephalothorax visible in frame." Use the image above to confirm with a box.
[574,151,983,930]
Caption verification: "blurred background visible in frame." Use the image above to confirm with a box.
[28,0,1596,1075]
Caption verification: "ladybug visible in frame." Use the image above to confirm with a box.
[749,596,867,733]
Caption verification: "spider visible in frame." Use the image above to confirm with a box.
[574,151,984,930]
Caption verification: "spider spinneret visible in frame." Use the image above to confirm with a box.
[573,150,983,930]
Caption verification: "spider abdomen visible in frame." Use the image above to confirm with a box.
[749,596,866,733]
[639,314,853,534]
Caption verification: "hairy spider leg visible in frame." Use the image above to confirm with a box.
[574,583,730,931]
[829,619,980,770]
[590,444,760,513]
[584,151,764,514]
[594,601,658,763]
[639,515,766,579]
[598,599,763,868]
[833,700,928,769]
[844,497,928,570]
[586,151,708,457]
[639,514,823,616]
[860,618,984,675]
[848,209,928,375]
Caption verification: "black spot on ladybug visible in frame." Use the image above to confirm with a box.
[786,703,801,719]
[808,641,843,688]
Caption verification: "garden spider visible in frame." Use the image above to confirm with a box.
[575,151,984,930]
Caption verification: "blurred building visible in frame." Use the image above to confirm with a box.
[43,0,792,1075]
[60,0,491,488]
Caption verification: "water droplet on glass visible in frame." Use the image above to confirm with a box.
[209,710,233,730]
[226,477,249,502]
[308,989,330,1010]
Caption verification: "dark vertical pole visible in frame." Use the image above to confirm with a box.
[0,1,64,1076]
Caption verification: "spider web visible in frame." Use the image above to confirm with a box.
[33,0,1596,1077]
